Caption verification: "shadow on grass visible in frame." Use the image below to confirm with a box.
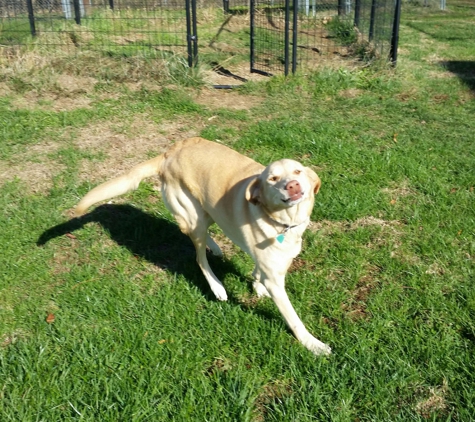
[440,60,475,92]
[37,204,279,321]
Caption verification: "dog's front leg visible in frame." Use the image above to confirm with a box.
[252,267,271,298]
[263,276,331,356]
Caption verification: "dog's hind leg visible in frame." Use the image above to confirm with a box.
[162,188,228,301]
[206,235,223,257]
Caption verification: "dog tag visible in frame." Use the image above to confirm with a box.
[276,234,285,243]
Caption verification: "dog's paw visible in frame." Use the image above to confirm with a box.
[211,284,228,301]
[253,281,271,298]
[302,336,332,356]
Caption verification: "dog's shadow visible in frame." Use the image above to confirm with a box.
[37,204,275,317]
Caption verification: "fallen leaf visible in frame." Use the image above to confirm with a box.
[66,233,77,240]
[390,199,397,205]
[46,313,55,324]
[158,339,167,344]
[393,133,398,143]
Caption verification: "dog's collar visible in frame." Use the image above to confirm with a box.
[265,213,309,244]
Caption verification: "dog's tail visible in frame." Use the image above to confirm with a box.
[73,155,164,217]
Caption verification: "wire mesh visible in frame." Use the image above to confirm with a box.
[1,0,400,74]
[0,0,192,58]
[250,0,399,75]
[250,0,288,74]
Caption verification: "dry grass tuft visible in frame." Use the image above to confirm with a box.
[415,380,450,419]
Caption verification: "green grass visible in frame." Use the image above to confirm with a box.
[1,1,475,420]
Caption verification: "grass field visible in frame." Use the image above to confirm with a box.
[1,1,474,420]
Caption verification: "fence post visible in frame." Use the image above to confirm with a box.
[185,0,193,67]
[73,0,81,24]
[284,0,291,75]
[191,0,198,64]
[390,0,402,65]
[185,0,198,67]
[26,0,37,37]
[109,0,114,10]
[368,0,376,41]
[354,0,361,28]
[292,0,298,73]
[250,0,255,73]
[338,0,345,16]
[223,0,229,14]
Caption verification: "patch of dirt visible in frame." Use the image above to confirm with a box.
[310,216,402,234]
[194,86,264,110]
[382,179,416,198]
[338,88,364,98]
[289,257,316,273]
[0,112,206,193]
[415,380,449,419]
[425,262,445,276]
[76,114,205,184]
[1,329,30,348]
[205,357,234,376]
[0,138,65,192]
[209,232,237,257]
[342,264,381,321]
[56,74,97,94]
[0,82,13,96]
[201,62,270,87]
[12,91,93,112]
[253,380,294,422]
[8,74,97,112]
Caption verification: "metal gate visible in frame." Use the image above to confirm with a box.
[249,0,402,76]
[250,0,297,76]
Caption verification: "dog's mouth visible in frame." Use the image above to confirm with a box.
[282,191,304,203]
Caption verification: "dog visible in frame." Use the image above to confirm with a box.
[74,137,331,356]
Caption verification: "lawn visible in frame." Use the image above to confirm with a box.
[0,1,474,420]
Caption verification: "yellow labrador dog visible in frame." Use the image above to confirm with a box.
[74,137,331,356]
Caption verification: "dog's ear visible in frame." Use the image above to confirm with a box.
[245,177,261,205]
[305,167,321,195]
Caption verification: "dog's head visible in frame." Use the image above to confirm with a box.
[246,159,321,211]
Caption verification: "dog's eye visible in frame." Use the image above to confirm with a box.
[269,176,279,182]
[294,169,302,175]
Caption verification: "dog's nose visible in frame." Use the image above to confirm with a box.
[286,180,301,195]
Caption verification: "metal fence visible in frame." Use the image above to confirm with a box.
[403,0,447,9]
[1,0,402,75]
[0,0,197,63]
[250,0,402,75]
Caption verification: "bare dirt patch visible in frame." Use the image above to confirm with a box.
[11,91,93,112]
[8,74,98,112]
[382,179,416,198]
[338,88,364,98]
[201,62,270,88]
[76,115,205,184]
[342,264,381,321]
[0,140,65,193]
[194,86,263,110]
[415,380,449,419]
[253,379,294,422]
[310,216,402,234]
[0,112,206,193]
